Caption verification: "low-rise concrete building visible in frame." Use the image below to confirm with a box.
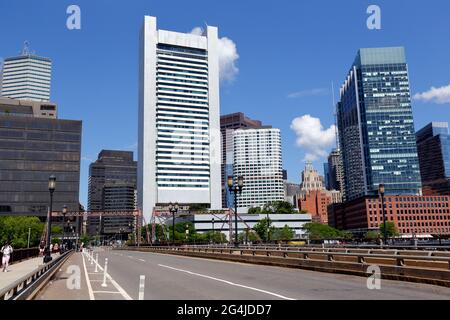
[174,213,312,240]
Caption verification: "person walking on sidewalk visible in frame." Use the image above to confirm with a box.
[1,242,13,272]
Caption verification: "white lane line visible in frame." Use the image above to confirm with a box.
[158,264,295,300]
[81,252,95,300]
[94,257,133,300]
[127,256,133,259]
[138,259,146,262]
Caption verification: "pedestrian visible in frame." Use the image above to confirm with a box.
[39,241,45,256]
[1,242,13,272]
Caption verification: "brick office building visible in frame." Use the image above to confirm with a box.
[298,190,332,224]
[328,195,450,237]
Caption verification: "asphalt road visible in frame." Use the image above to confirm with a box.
[36,248,450,300]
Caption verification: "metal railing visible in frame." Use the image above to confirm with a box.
[183,243,450,252]
[137,246,450,271]
[10,247,40,264]
[0,250,74,300]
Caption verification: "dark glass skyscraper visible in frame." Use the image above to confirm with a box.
[337,47,422,200]
[416,122,450,195]
[88,150,137,235]
[0,97,81,222]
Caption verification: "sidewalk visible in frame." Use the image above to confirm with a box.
[0,255,57,292]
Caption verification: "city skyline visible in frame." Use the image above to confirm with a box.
[1,1,450,207]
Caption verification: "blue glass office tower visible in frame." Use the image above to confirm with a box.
[416,122,450,195]
[337,47,422,200]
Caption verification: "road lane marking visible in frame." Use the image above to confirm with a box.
[93,257,133,300]
[82,253,95,300]
[158,264,295,300]
[138,259,146,262]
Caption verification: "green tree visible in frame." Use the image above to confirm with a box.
[365,230,380,240]
[261,201,295,214]
[379,221,399,237]
[272,225,295,241]
[302,222,351,240]
[248,207,261,214]
[253,218,275,242]
[51,226,62,235]
[203,231,227,243]
[142,224,167,243]
[238,229,260,242]
[80,234,91,246]
[189,204,208,213]
[0,216,45,248]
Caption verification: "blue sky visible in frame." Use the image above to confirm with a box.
[1,0,450,207]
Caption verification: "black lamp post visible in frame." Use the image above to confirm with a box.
[61,205,67,253]
[211,218,215,244]
[379,183,387,246]
[266,203,274,243]
[228,175,244,248]
[169,202,179,245]
[44,175,56,263]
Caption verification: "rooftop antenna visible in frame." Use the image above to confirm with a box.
[22,41,30,56]
[332,81,339,150]
[203,21,209,35]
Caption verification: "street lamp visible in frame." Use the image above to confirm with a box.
[44,175,56,263]
[266,203,274,243]
[61,205,67,253]
[211,218,215,244]
[228,175,244,248]
[169,202,179,245]
[378,183,387,246]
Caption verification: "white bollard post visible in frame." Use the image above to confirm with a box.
[90,250,94,265]
[138,275,145,300]
[95,253,99,273]
[101,258,108,287]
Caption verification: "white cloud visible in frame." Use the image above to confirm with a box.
[190,27,203,36]
[414,84,450,104]
[290,115,336,161]
[190,27,239,83]
[287,88,328,99]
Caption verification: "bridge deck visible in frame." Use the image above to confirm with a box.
[35,248,450,300]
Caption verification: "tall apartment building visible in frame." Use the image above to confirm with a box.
[0,97,81,223]
[416,122,450,195]
[139,16,222,221]
[325,149,343,192]
[88,150,137,235]
[221,112,262,208]
[232,127,284,208]
[1,48,52,101]
[337,47,422,200]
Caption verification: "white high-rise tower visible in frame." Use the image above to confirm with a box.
[1,43,52,101]
[138,16,222,221]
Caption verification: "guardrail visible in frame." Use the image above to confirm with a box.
[122,246,450,287]
[0,250,74,300]
[10,247,40,264]
[185,243,450,251]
